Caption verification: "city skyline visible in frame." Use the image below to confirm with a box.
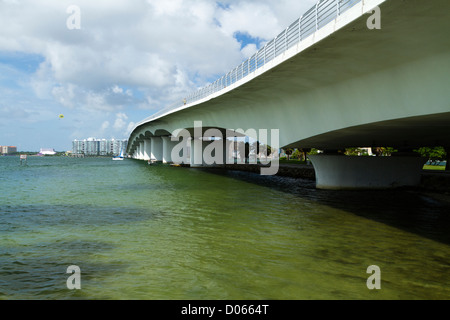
[72,137,128,156]
[0,0,317,152]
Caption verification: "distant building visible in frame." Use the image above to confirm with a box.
[72,138,127,156]
[1,146,17,155]
[38,148,57,156]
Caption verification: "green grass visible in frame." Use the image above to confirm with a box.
[278,159,307,165]
[423,165,446,171]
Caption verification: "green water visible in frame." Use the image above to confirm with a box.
[0,156,449,300]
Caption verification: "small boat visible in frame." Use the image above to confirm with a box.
[112,149,124,161]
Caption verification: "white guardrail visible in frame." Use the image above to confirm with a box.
[136,0,361,127]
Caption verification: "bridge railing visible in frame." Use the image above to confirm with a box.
[137,0,361,126]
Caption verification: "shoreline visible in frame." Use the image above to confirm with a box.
[222,163,316,180]
[208,163,450,194]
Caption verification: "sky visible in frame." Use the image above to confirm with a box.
[0,0,317,151]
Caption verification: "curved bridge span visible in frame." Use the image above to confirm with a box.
[127,0,450,189]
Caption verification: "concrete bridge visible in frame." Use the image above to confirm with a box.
[127,0,450,189]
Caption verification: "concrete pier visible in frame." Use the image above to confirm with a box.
[150,137,163,162]
[309,155,427,190]
[161,136,178,164]
[143,139,151,161]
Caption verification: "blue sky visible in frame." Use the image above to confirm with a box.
[0,0,316,151]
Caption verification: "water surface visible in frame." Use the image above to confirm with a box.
[0,156,449,299]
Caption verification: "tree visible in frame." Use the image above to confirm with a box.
[414,147,447,164]
[308,148,320,155]
[284,148,293,160]
[345,148,368,156]
[259,144,272,162]
[299,148,309,161]
[371,147,397,156]
[291,149,303,160]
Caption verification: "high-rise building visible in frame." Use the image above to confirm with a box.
[72,138,127,156]
[1,146,17,155]
[85,137,99,155]
[72,140,85,155]
[99,139,109,156]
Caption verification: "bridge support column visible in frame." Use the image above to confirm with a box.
[150,137,163,162]
[139,142,144,160]
[190,137,203,167]
[143,139,151,161]
[309,155,426,190]
[161,136,178,164]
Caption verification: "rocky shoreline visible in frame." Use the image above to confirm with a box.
[218,163,450,193]
[222,163,316,180]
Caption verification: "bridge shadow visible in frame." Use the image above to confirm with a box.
[196,166,450,246]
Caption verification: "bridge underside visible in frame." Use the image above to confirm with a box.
[286,111,450,150]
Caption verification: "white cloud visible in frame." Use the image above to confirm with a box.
[216,0,317,40]
[217,2,280,39]
[51,84,76,108]
[125,121,136,136]
[113,112,128,131]
[101,120,110,131]
[112,86,123,94]
[241,43,258,58]
[0,0,318,150]
[1,0,317,99]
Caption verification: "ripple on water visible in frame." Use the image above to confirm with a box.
[0,204,165,231]
[1,157,450,299]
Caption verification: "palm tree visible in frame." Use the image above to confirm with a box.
[284,148,293,160]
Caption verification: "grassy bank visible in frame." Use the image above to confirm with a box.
[423,165,446,171]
